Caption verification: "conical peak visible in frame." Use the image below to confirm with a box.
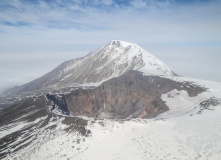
[4,40,178,96]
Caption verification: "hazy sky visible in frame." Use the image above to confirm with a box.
[0,0,221,93]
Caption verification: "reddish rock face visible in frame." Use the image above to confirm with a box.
[65,70,206,119]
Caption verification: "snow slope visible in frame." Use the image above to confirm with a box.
[3,106,221,160]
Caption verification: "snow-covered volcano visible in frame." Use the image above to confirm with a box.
[1,41,221,160]
[5,40,177,96]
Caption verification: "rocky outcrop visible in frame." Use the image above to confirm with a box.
[65,70,206,119]
[46,94,70,115]
[197,97,221,114]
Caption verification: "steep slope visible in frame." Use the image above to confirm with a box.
[5,40,177,96]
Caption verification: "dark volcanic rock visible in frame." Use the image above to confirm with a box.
[65,70,206,119]
[46,94,70,115]
[197,97,221,114]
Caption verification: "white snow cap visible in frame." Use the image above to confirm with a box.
[105,40,177,76]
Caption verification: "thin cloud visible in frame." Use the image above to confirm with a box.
[0,0,220,40]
